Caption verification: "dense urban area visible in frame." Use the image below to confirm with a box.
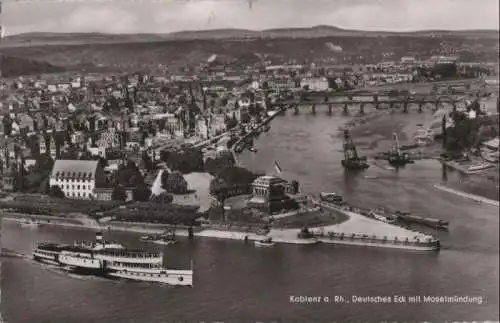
[0,29,499,233]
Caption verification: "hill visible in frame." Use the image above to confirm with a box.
[0,26,498,76]
[1,26,498,48]
[0,55,65,77]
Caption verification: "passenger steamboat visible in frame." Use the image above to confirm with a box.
[32,232,193,286]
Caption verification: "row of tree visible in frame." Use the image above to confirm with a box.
[160,147,204,174]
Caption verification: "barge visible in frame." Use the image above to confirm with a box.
[394,212,449,230]
[311,231,440,251]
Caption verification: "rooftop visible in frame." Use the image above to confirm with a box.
[51,159,99,180]
[253,175,288,187]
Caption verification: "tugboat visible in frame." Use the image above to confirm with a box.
[341,130,369,170]
[387,132,414,167]
[254,237,275,247]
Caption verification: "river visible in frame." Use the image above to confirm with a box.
[1,110,499,322]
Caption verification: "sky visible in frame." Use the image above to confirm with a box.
[2,0,499,35]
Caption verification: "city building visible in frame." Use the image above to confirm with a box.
[400,56,416,64]
[300,77,329,91]
[93,187,114,201]
[98,129,121,149]
[49,159,104,199]
[195,116,209,139]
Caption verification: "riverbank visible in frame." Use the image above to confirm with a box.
[1,200,435,248]
[434,183,499,207]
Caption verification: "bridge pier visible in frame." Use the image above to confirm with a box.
[293,105,299,115]
[389,102,394,113]
[359,103,365,115]
[324,95,329,103]
[403,102,409,113]
[328,104,333,115]
[343,104,348,115]
[311,104,316,115]
[418,103,424,113]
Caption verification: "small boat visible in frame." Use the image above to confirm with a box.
[20,218,40,228]
[140,231,177,245]
[152,236,178,246]
[369,210,397,224]
[248,147,258,153]
[319,192,344,204]
[254,237,275,247]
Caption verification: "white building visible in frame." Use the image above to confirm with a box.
[49,160,104,199]
[195,117,209,139]
[300,77,329,91]
[400,56,416,64]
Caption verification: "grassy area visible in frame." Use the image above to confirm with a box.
[0,193,121,216]
[271,209,349,229]
[102,201,201,225]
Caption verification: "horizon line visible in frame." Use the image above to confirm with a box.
[4,25,500,37]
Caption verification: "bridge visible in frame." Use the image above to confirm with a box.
[273,95,464,115]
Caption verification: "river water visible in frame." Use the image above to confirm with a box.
[1,110,499,322]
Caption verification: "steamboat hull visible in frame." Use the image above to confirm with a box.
[106,269,193,286]
[33,255,60,266]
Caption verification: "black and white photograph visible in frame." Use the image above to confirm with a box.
[0,0,499,322]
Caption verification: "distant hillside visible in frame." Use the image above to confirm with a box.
[2,25,499,47]
[0,35,498,76]
[0,55,65,77]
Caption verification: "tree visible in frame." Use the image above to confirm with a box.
[49,185,65,198]
[142,151,154,172]
[160,147,204,174]
[112,185,127,202]
[225,116,238,130]
[151,192,174,204]
[115,160,144,186]
[132,183,152,202]
[204,155,235,176]
[291,180,300,194]
[161,171,188,194]
[2,116,12,136]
